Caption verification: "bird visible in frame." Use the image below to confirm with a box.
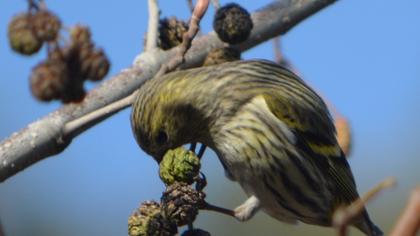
[130,59,383,235]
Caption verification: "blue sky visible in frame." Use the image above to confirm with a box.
[0,1,419,235]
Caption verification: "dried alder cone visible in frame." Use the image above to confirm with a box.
[30,25,110,103]
[161,182,205,226]
[8,14,41,55]
[8,9,61,55]
[157,17,189,50]
[30,59,69,101]
[203,47,241,66]
[128,201,177,236]
[69,26,111,82]
[213,3,253,44]
[32,10,61,42]
[8,1,109,103]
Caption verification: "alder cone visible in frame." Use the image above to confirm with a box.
[30,60,69,101]
[8,13,42,55]
[32,10,61,42]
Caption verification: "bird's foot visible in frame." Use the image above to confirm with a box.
[233,195,261,221]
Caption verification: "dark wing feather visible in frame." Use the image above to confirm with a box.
[262,91,360,205]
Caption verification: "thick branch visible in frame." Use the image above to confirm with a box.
[0,0,337,182]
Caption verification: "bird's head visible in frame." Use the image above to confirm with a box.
[130,84,210,163]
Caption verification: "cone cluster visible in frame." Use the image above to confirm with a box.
[129,147,210,236]
[30,25,110,102]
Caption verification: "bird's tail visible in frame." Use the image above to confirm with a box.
[354,211,383,236]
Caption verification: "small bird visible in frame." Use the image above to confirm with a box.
[131,60,382,235]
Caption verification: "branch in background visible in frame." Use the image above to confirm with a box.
[187,0,194,13]
[325,96,352,156]
[0,0,338,182]
[62,92,136,137]
[335,115,351,156]
[390,186,420,236]
[211,0,220,9]
[273,36,294,72]
[273,36,283,63]
[155,0,209,77]
[146,0,160,51]
[333,177,396,236]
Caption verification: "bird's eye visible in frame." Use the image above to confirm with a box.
[156,130,168,145]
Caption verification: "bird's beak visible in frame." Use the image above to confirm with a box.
[152,151,164,163]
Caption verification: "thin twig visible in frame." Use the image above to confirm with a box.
[211,0,220,9]
[146,0,160,51]
[38,0,47,10]
[63,91,137,137]
[187,0,194,13]
[273,36,282,63]
[333,177,396,236]
[189,143,197,152]
[272,36,296,73]
[27,0,39,11]
[201,202,235,217]
[197,144,206,159]
[390,186,420,236]
[335,115,351,156]
[155,0,209,77]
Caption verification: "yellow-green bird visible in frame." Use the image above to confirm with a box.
[131,60,382,235]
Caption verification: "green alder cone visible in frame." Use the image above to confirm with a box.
[159,147,200,185]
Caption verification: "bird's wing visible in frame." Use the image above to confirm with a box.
[262,92,360,205]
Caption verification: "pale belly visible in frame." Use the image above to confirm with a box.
[215,143,333,226]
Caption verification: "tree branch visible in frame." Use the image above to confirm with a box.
[211,0,220,9]
[390,186,420,236]
[0,0,337,182]
[155,0,209,77]
[146,0,160,51]
[333,177,396,236]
